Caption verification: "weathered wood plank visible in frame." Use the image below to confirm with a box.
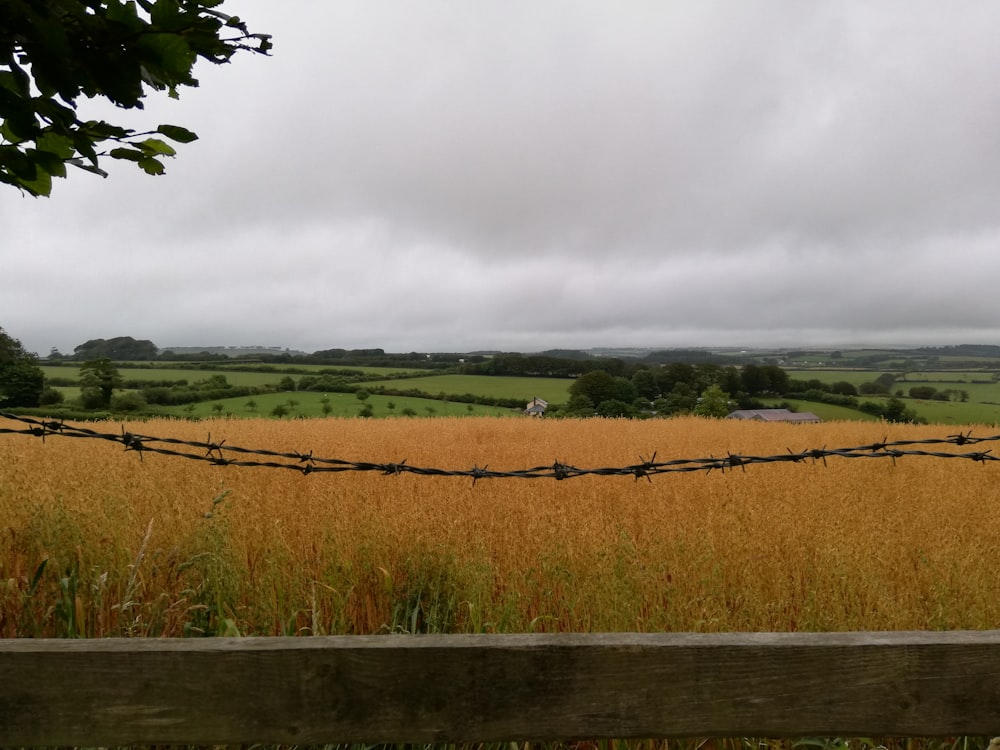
[2,631,1000,745]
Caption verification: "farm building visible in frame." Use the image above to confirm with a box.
[524,397,548,416]
[727,408,820,423]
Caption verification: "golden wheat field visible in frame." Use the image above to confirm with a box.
[3,414,1000,638]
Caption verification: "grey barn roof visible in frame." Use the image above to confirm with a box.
[727,409,820,423]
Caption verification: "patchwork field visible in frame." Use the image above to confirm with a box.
[4,415,1000,641]
[786,369,1000,425]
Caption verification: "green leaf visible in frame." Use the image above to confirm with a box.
[137,156,165,175]
[138,137,176,156]
[83,120,132,140]
[19,168,53,197]
[0,72,22,95]
[1,103,39,140]
[150,0,182,26]
[36,132,75,160]
[105,0,142,27]
[70,133,99,166]
[28,559,49,596]
[109,147,146,162]
[156,124,198,143]
[28,148,68,178]
[34,99,78,129]
[139,33,196,83]
[0,122,25,145]
[0,147,39,180]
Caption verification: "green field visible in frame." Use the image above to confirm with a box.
[155,390,516,419]
[37,361,1000,425]
[785,369,1000,425]
[786,368,997,386]
[40,365,414,387]
[364,373,572,404]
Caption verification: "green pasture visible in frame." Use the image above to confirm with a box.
[155,390,517,419]
[43,365,280,387]
[787,369,998,386]
[364,374,572,404]
[781,370,1000,425]
[37,364,562,418]
[773,395,1000,426]
[881,397,1000,426]
[40,364,418,387]
[206,362,424,376]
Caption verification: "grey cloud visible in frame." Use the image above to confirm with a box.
[5,1,1000,355]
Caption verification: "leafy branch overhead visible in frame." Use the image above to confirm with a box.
[0,0,271,196]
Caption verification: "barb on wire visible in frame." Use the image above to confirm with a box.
[3,411,1000,483]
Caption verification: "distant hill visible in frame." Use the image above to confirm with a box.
[912,344,1000,358]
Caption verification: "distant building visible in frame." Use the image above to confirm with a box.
[524,397,548,416]
[727,408,820,423]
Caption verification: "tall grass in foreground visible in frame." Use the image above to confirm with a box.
[3,416,1000,638]
[3,416,1000,750]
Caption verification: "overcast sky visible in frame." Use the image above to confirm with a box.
[4,1,1000,356]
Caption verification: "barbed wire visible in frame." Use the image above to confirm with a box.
[2,411,999,483]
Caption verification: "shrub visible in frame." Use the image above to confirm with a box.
[110,392,147,412]
[38,387,64,406]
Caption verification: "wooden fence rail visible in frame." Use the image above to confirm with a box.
[3,631,1000,746]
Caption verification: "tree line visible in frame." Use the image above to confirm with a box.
[0,327,967,423]
[552,364,942,422]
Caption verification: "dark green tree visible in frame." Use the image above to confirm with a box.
[568,370,616,408]
[0,327,44,406]
[560,394,598,417]
[740,364,769,395]
[72,336,158,360]
[1,1,271,196]
[655,363,696,394]
[79,357,122,408]
[875,373,898,390]
[663,382,696,414]
[693,385,732,418]
[37,386,64,405]
[830,381,859,396]
[111,390,147,412]
[569,370,638,408]
[883,397,922,423]
[630,368,658,401]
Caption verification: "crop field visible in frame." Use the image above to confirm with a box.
[5,414,1000,749]
[4,415,1000,642]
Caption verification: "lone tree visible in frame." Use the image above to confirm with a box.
[693,384,732,418]
[0,327,44,407]
[79,357,122,408]
[0,0,270,196]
